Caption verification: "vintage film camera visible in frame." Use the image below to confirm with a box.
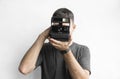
[49,17,70,41]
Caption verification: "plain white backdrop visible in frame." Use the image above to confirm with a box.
[0,0,120,79]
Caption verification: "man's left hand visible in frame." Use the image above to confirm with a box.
[48,36,72,51]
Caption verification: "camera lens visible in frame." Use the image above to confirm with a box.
[58,27,62,32]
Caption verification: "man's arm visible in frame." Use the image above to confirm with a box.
[18,28,50,75]
[63,51,89,79]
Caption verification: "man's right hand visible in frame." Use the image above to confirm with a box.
[40,27,50,39]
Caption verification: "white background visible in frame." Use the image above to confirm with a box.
[0,0,120,79]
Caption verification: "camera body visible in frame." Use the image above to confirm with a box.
[49,17,70,41]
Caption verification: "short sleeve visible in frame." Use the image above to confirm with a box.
[78,46,91,75]
[35,44,45,68]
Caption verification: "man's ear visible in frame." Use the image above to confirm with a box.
[73,24,76,30]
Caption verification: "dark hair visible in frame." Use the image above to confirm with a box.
[52,8,74,22]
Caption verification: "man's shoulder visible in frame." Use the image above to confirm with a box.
[72,42,89,49]
[72,42,90,57]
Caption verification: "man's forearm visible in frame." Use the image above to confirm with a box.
[19,34,46,75]
[63,51,89,79]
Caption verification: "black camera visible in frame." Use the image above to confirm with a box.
[49,17,70,41]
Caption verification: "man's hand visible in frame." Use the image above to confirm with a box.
[48,36,72,51]
[40,27,50,39]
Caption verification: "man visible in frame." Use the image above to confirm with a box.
[19,8,91,79]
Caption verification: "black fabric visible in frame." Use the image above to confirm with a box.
[36,42,91,79]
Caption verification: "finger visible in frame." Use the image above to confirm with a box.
[69,35,72,41]
[50,41,60,48]
[68,37,72,43]
[49,38,61,45]
[68,35,72,45]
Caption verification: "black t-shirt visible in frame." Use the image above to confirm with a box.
[36,42,91,79]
